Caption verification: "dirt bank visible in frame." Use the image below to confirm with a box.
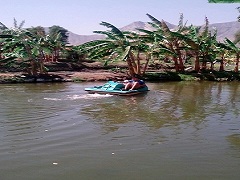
[0,70,129,83]
[51,70,128,81]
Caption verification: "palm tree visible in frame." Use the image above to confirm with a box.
[224,38,240,72]
[199,18,218,71]
[0,26,50,75]
[176,17,219,72]
[49,25,69,45]
[144,13,190,72]
[179,25,202,71]
[46,26,69,62]
[27,26,46,36]
[215,43,227,71]
[13,18,25,29]
[78,21,148,76]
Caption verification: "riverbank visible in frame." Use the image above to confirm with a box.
[1,69,240,84]
[0,61,130,83]
[0,70,128,83]
[1,61,240,83]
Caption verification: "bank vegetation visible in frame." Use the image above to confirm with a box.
[0,14,240,83]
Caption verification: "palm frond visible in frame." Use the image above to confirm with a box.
[93,30,118,40]
[13,18,18,29]
[177,13,188,32]
[0,34,13,38]
[225,38,239,51]
[147,22,160,29]
[117,46,131,61]
[19,20,25,29]
[146,14,162,26]
[0,56,17,63]
[0,22,8,30]
[137,28,155,35]
[99,22,124,38]
[161,20,170,34]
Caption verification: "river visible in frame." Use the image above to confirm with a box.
[0,81,240,180]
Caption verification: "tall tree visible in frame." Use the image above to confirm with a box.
[145,13,190,72]
[27,26,46,36]
[0,27,49,75]
[13,18,25,29]
[78,22,149,76]
[49,25,69,45]
[224,38,240,72]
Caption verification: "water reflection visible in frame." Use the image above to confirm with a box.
[227,134,240,148]
[81,82,240,134]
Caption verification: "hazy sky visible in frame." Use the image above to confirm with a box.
[1,0,239,35]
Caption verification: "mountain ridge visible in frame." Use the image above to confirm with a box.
[67,21,240,45]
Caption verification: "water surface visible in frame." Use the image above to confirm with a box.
[0,82,240,180]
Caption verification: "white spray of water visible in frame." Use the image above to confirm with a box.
[44,93,113,101]
[43,98,62,101]
[67,93,113,100]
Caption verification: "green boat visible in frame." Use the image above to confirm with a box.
[85,81,149,96]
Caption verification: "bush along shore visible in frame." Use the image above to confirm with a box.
[0,73,65,84]
[1,14,240,84]
[1,69,240,84]
[1,59,240,83]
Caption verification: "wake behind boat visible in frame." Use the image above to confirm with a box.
[84,81,149,96]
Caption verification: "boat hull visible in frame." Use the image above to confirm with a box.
[84,81,149,96]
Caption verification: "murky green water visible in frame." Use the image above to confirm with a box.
[0,81,240,180]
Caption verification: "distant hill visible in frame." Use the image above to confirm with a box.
[207,21,240,42]
[67,21,240,45]
[120,21,176,32]
[67,33,105,45]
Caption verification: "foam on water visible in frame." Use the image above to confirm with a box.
[67,93,113,100]
[43,93,113,101]
[43,98,63,101]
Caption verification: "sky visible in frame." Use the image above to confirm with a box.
[1,0,240,35]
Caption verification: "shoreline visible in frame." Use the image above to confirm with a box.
[0,70,128,84]
[1,68,240,84]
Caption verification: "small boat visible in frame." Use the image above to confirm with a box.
[85,81,149,96]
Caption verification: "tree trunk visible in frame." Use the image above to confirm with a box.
[39,50,47,74]
[173,56,179,72]
[126,57,135,76]
[30,60,38,76]
[142,54,150,75]
[210,62,214,71]
[202,61,207,70]
[178,55,184,72]
[219,55,224,72]
[194,55,200,72]
[136,51,141,75]
[176,46,184,72]
[234,53,239,72]
[25,45,38,75]
[129,51,138,74]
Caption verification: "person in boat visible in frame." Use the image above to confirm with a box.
[123,74,146,91]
